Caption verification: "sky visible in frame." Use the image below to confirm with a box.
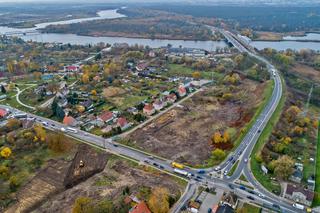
[0,0,319,5]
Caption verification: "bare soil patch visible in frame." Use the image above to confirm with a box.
[291,63,320,83]
[129,79,266,166]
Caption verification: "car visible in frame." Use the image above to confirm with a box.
[258,129,261,133]
[197,170,205,174]
[84,132,88,136]
[239,185,246,190]
[248,190,255,194]
[51,123,55,127]
[214,166,221,171]
[228,184,234,189]
[272,204,280,209]
[112,143,118,147]
[143,159,149,163]
[258,193,265,198]
[244,158,248,163]
[153,162,158,166]
[159,165,164,169]
[231,159,236,163]
[247,196,254,200]
[147,155,154,159]
[229,156,234,161]
[60,127,66,132]
[41,121,48,126]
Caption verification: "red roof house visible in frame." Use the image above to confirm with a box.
[0,108,8,117]
[98,111,114,123]
[63,116,77,126]
[64,65,79,72]
[129,201,151,213]
[178,85,187,97]
[117,117,130,130]
[143,104,155,116]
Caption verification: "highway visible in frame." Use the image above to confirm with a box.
[0,28,307,213]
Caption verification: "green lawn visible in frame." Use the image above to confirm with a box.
[312,120,320,207]
[228,160,239,176]
[250,77,286,195]
[166,64,223,80]
[240,203,261,213]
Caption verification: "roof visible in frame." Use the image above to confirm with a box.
[63,116,76,126]
[178,86,186,94]
[216,205,234,213]
[143,104,154,111]
[98,111,113,122]
[129,201,151,213]
[117,117,128,127]
[66,65,78,70]
[0,108,8,117]
[286,184,314,201]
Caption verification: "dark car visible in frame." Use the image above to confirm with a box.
[247,196,255,200]
[258,129,261,133]
[153,162,158,166]
[228,184,234,189]
[159,165,164,169]
[248,190,255,194]
[272,204,280,209]
[196,176,203,179]
[239,185,246,190]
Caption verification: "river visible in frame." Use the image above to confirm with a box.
[1,9,320,52]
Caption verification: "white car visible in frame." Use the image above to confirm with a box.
[258,193,265,198]
[214,166,221,171]
[244,158,248,163]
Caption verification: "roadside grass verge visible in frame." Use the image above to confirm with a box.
[250,77,286,196]
[228,160,239,176]
[312,119,320,207]
[240,203,261,213]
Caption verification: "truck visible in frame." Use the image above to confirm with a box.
[292,203,304,210]
[171,162,184,169]
[13,113,27,118]
[173,168,191,178]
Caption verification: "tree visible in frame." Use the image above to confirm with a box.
[91,90,97,96]
[33,124,47,142]
[273,155,295,180]
[72,197,93,213]
[47,133,71,153]
[1,85,6,94]
[148,187,170,213]
[0,165,9,178]
[82,74,89,84]
[192,71,201,79]
[212,131,223,144]
[33,71,42,80]
[7,61,15,73]
[6,118,21,130]
[1,147,12,159]
[212,148,226,160]
[285,105,302,123]
[9,175,20,190]
[223,131,230,143]
[293,126,304,136]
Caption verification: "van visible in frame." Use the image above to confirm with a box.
[66,127,77,133]
[13,113,27,118]
[292,203,304,210]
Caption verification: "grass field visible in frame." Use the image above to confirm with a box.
[240,203,261,213]
[228,160,239,176]
[312,120,320,207]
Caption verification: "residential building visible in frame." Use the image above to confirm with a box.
[285,184,314,206]
[64,65,80,72]
[97,111,114,123]
[290,169,303,183]
[143,104,155,116]
[117,117,131,130]
[153,100,164,111]
[0,108,8,118]
[216,204,234,213]
[129,201,151,213]
[166,93,177,104]
[178,85,187,97]
[220,192,238,209]
[63,116,78,127]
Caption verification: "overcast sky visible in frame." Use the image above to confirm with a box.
[0,0,319,4]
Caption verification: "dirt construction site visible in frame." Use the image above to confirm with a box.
[129,79,267,166]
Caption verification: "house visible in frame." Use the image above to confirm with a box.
[117,117,130,130]
[220,192,238,209]
[64,65,80,72]
[136,63,148,72]
[101,125,113,133]
[216,204,234,213]
[153,100,164,111]
[167,93,177,104]
[308,176,315,191]
[290,169,303,183]
[98,111,114,123]
[143,104,155,116]
[0,108,8,118]
[285,184,314,206]
[63,116,78,127]
[148,51,156,58]
[127,107,139,115]
[129,201,151,213]
[178,85,187,97]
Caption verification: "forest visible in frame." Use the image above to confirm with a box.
[148,4,320,32]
